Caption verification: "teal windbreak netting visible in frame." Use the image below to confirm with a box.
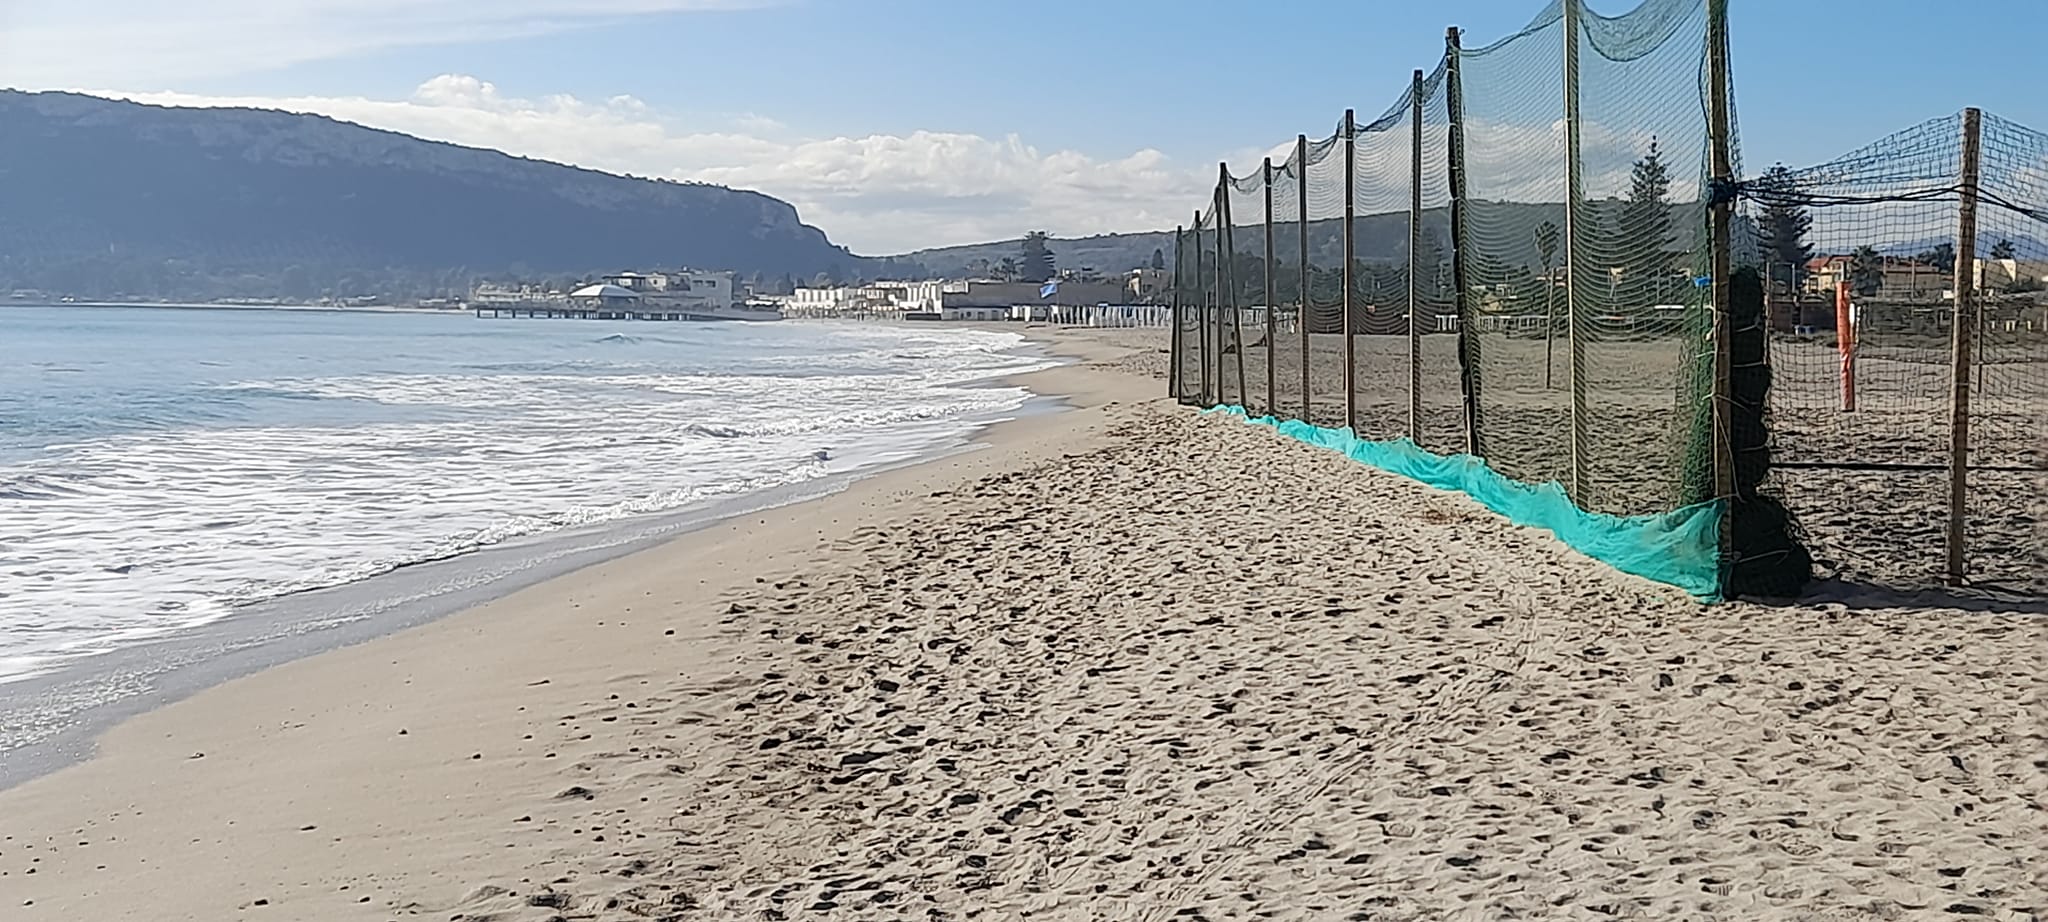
[1206,405,1724,600]
[1164,0,1820,601]
[1169,0,2041,597]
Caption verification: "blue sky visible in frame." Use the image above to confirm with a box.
[3,0,2043,252]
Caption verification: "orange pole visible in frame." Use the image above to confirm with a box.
[1836,280,1856,412]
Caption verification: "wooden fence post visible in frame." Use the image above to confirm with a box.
[1446,27,1482,457]
[1707,0,1736,588]
[1263,156,1277,417]
[1564,0,1589,503]
[1408,68,1426,443]
[1195,207,1209,406]
[1220,164,1246,407]
[1169,224,1183,399]
[1343,108,1359,432]
[1946,106,1983,585]
[1297,134,1312,422]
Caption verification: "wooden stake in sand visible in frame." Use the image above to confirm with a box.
[1263,156,1277,417]
[1446,26,1482,458]
[1297,134,1312,422]
[1169,223,1184,400]
[1408,68,1426,443]
[1343,108,1358,432]
[1195,207,1210,406]
[1563,0,1588,504]
[1946,106,1982,585]
[1707,0,1735,518]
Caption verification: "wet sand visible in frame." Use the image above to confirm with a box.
[1,325,2042,921]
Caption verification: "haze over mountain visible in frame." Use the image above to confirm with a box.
[0,90,889,302]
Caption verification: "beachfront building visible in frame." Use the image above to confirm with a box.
[786,280,966,317]
[940,305,1009,321]
[788,285,854,313]
[471,282,562,306]
[602,270,734,309]
[567,283,640,308]
[941,279,1125,312]
[1804,255,1947,301]
[871,280,951,313]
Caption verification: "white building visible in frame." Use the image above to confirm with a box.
[602,270,733,309]
[790,286,856,313]
[788,280,966,315]
[470,282,560,305]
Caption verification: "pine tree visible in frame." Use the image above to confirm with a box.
[1621,138,1674,305]
[1990,238,2017,260]
[1756,164,1813,292]
[1020,231,1057,283]
[1150,248,1167,271]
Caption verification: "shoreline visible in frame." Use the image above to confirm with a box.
[3,325,2039,921]
[0,326,1153,921]
[0,325,1070,789]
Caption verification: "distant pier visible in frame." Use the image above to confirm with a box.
[474,305,735,321]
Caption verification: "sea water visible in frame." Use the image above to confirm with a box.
[0,306,1052,687]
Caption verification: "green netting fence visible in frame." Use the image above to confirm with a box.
[1167,0,2044,600]
[1171,0,1786,601]
[1738,111,2048,595]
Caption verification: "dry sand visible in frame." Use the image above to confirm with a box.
[1207,325,2048,594]
[2,324,2044,921]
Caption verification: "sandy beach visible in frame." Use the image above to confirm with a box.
[2,325,2043,921]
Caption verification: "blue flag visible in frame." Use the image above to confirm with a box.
[1039,281,1059,299]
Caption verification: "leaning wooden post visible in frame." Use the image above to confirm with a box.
[1446,27,1482,457]
[1221,164,1247,408]
[1946,106,1983,585]
[1297,134,1312,422]
[1195,207,1210,406]
[1563,0,1589,504]
[1216,168,1242,407]
[1169,223,1184,400]
[1342,108,1359,432]
[1263,156,1278,418]
[1408,68,1426,443]
[1707,0,1737,586]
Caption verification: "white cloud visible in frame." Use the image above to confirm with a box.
[80,77,1210,254]
[0,0,774,87]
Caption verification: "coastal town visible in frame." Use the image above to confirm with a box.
[465,264,1177,325]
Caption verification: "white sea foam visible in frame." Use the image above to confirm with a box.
[0,321,1052,683]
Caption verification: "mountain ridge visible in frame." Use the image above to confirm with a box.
[0,90,881,301]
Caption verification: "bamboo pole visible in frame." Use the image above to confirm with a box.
[1408,69,1426,443]
[1297,134,1311,422]
[1446,27,1481,457]
[1946,106,1982,585]
[1563,0,1589,503]
[1343,108,1359,432]
[1264,156,1277,417]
